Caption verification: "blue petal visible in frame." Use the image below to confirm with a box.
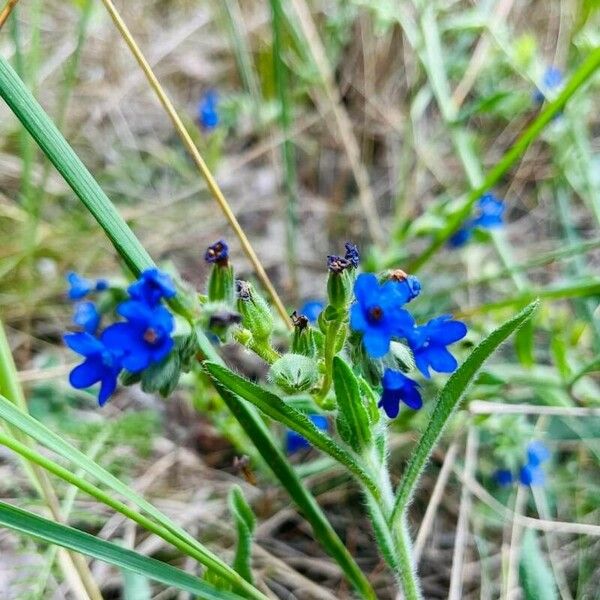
[401,381,423,410]
[428,317,467,345]
[363,329,391,358]
[519,464,545,486]
[299,300,324,323]
[527,441,550,466]
[385,307,415,337]
[149,305,175,335]
[67,272,93,300]
[117,300,153,324]
[380,279,411,306]
[102,322,140,350]
[448,227,472,248]
[64,332,104,357]
[349,303,368,332]
[73,302,101,334]
[353,273,378,306]
[69,358,103,388]
[285,430,310,454]
[378,389,401,419]
[414,351,432,379]
[494,469,513,487]
[149,336,174,365]
[426,346,458,374]
[309,414,328,431]
[98,372,118,406]
[382,368,406,391]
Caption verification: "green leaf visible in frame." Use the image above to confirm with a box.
[0,394,262,598]
[391,300,539,524]
[332,357,372,452]
[204,362,379,499]
[515,313,535,368]
[229,486,255,584]
[0,502,244,600]
[519,530,559,600]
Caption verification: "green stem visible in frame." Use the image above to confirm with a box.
[394,518,421,600]
[317,317,344,402]
[408,44,600,272]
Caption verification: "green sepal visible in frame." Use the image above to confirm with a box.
[332,357,372,452]
[291,325,317,357]
[326,269,352,310]
[236,282,274,342]
[208,264,235,305]
[268,354,319,394]
[140,347,181,398]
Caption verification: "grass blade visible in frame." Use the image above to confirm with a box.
[229,486,255,584]
[0,502,245,600]
[391,300,539,525]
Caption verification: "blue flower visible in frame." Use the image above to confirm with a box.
[533,67,563,104]
[64,332,123,406]
[378,369,422,418]
[73,301,101,334]
[350,273,415,358]
[197,90,219,130]
[128,268,176,307]
[494,469,514,487]
[449,194,505,247]
[67,272,108,300]
[285,414,328,454]
[406,315,467,378]
[519,441,550,486]
[526,440,550,466]
[299,300,324,323]
[204,240,229,265]
[102,300,175,373]
[344,242,360,268]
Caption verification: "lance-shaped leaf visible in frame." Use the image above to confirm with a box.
[0,502,244,600]
[204,361,379,500]
[229,486,256,584]
[391,300,539,525]
[332,357,372,452]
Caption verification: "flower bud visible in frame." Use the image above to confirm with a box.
[268,354,319,394]
[326,255,353,310]
[236,280,274,341]
[205,240,234,304]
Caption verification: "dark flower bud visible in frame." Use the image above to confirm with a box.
[206,241,234,304]
[344,242,360,268]
[327,255,351,274]
[291,310,309,330]
[204,240,229,266]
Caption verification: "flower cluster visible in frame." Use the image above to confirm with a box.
[197,90,219,130]
[350,270,467,419]
[449,193,505,248]
[64,269,176,406]
[494,441,550,487]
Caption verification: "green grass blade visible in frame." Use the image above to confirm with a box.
[205,361,380,499]
[0,502,244,600]
[0,394,266,599]
[519,530,559,600]
[0,56,153,275]
[390,300,539,525]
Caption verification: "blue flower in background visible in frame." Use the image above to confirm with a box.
[64,332,123,406]
[300,300,324,323]
[73,301,101,334]
[533,66,563,104]
[344,242,360,268]
[406,315,467,378]
[285,414,328,454]
[378,369,422,418]
[449,193,505,247]
[494,469,514,487]
[519,441,550,486]
[128,268,176,307]
[102,300,175,373]
[350,273,415,358]
[197,90,219,130]
[67,272,108,300]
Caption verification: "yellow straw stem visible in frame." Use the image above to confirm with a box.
[0,0,19,31]
[100,0,292,329]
